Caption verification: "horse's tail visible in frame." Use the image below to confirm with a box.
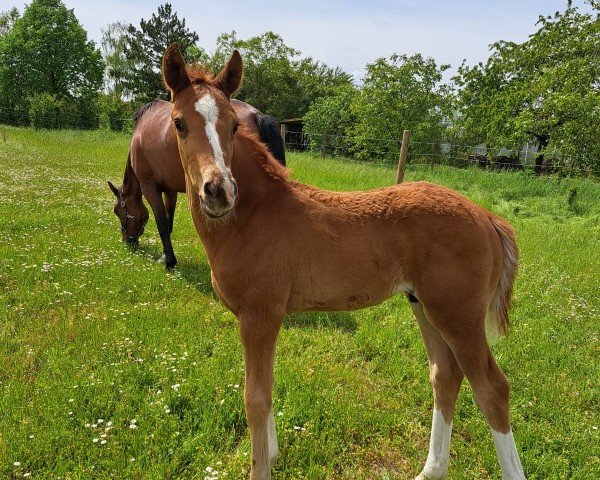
[486,215,519,340]
[256,114,286,166]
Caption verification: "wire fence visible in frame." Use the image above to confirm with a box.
[282,129,600,177]
[2,117,599,178]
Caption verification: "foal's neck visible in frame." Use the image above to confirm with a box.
[232,131,289,204]
[192,132,289,251]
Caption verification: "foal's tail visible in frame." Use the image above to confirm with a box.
[256,114,286,166]
[486,215,519,340]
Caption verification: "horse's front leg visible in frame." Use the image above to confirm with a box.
[141,183,177,269]
[238,310,283,480]
[164,190,177,234]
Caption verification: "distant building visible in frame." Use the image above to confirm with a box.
[279,118,307,151]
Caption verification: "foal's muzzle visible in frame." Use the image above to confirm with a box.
[199,173,237,218]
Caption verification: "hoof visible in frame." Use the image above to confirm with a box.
[415,472,444,480]
[165,256,177,270]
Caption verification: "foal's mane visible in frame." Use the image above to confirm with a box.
[186,64,214,85]
[237,126,289,184]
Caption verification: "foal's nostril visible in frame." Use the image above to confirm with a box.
[203,182,218,198]
[232,180,238,197]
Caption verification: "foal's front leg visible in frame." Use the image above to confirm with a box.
[238,311,283,480]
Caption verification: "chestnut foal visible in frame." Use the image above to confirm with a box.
[161,44,526,479]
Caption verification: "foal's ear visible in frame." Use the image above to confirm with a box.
[108,181,119,198]
[162,42,191,98]
[214,50,243,97]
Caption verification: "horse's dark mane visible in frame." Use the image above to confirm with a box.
[237,126,289,183]
[256,114,286,165]
[133,100,159,124]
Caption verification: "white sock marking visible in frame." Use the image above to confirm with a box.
[417,408,452,480]
[194,94,231,184]
[492,429,525,479]
[267,409,279,465]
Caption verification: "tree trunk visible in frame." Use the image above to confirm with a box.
[533,134,550,175]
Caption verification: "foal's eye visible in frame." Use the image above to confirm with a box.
[174,119,184,132]
[232,122,239,134]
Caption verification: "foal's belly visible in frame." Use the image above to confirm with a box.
[289,290,394,313]
[286,269,403,313]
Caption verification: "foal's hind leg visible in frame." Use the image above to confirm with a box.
[409,297,463,480]
[141,183,177,269]
[425,305,525,480]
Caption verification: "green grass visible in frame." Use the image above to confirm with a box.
[0,126,598,479]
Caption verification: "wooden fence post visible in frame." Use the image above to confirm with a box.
[280,123,287,148]
[396,130,411,184]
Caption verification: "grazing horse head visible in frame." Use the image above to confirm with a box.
[162,43,242,219]
[108,180,149,244]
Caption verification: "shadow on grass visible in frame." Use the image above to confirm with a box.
[132,242,216,296]
[176,258,215,296]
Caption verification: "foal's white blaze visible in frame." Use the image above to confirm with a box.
[492,429,526,480]
[194,94,231,183]
[416,408,452,480]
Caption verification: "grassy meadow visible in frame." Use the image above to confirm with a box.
[0,126,598,479]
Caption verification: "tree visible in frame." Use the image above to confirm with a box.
[212,31,299,119]
[0,7,19,37]
[212,31,352,120]
[453,1,600,173]
[293,57,353,118]
[349,53,451,162]
[0,0,103,126]
[123,3,201,103]
[303,84,357,155]
[101,22,131,99]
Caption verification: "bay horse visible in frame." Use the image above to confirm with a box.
[108,98,285,270]
[161,43,527,479]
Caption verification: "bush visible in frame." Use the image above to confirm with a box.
[28,93,63,129]
[303,85,356,156]
[99,95,132,131]
[28,92,101,130]
[71,92,100,130]
[348,54,451,163]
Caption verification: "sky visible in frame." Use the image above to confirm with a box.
[0,0,593,82]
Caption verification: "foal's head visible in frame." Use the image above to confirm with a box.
[162,43,242,219]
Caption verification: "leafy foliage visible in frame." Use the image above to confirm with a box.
[0,7,19,37]
[453,1,600,173]
[212,31,352,120]
[0,0,103,126]
[123,3,201,103]
[303,85,357,155]
[28,93,62,129]
[101,22,131,100]
[99,94,133,132]
[349,54,451,162]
